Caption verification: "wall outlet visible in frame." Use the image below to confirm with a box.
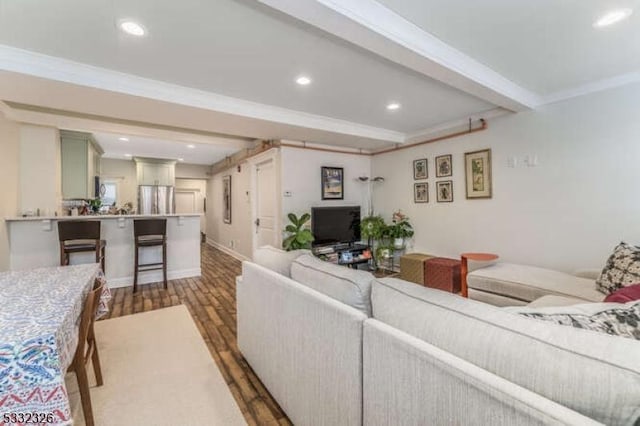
[284,191,292,197]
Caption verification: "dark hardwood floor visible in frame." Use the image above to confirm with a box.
[103,244,291,425]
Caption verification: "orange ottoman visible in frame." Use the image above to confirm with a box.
[424,257,461,293]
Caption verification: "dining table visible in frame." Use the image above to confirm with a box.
[0,264,111,425]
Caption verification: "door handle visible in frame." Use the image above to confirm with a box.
[255,218,260,227]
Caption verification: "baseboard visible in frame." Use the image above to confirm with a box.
[107,267,202,289]
[206,238,251,262]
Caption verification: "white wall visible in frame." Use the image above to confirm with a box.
[207,163,253,258]
[280,145,372,227]
[100,158,138,209]
[19,124,61,215]
[0,113,21,271]
[372,82,640,273]
[176,163,211,180]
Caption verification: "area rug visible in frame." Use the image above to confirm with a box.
[66,305,246,425]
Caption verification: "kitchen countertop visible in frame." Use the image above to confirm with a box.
[5,213,202,222]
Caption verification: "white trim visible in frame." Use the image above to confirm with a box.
[207,238,251,262]
[107,267,202,289]
[0,45,405,143]
[257,0,540,111]
[541,71,640,105]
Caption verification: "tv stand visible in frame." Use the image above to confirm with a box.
[312,242,371,269]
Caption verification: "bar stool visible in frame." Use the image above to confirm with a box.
[133,219,167,293]
[58,221,106,273]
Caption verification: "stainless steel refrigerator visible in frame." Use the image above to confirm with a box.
[138,186,175,214]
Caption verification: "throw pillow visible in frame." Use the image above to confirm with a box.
[595,242,640,294]
[604,283,640,303]
[513,301,640,340]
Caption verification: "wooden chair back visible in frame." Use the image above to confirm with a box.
[75,279,104,363]
[58,221,101,242]
[133,219,167,238]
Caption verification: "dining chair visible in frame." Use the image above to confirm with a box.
[68,279,105,426]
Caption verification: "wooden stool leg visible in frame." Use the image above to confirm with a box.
[133,244,139,293]
[75,363,95,426]
[162,242,168,289]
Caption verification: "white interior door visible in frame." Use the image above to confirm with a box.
[255,159,277,248]
[176,191,196,214]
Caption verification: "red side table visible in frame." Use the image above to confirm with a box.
[460,252,499,298]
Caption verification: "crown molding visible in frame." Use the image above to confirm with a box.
[258,0,541,111]
[541,71,640,105]
[0,45,405,143]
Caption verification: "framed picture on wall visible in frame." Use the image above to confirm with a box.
[464,149,492,199]
[414,182,428,203]
[435,154,453,177]
[413,159,428,180]
[436,180,453,202]
[223,175,232,223]
[321,166,344,200]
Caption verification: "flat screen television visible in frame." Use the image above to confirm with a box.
[311,206,361,246]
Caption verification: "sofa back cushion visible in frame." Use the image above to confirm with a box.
[291,254,373,316]
[371,277,640,425]
[252,245,310,278]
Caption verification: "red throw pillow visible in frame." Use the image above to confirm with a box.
[604,283,640,303]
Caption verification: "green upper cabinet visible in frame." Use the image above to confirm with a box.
[60,130,103,199]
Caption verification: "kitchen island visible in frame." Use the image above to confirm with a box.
[5,214,201,288]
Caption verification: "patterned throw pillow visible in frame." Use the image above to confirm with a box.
[595,242,640,295]
[518,302,640,340]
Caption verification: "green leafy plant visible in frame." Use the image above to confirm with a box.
[283,213,314,251]
[360,215,388,240]
[89,198,102,213]
[387,221,414,239]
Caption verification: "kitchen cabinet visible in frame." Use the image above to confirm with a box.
[135,158,176,186]
[60,130,103,199]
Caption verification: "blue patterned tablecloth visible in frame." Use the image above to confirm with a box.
[0,264,111,425]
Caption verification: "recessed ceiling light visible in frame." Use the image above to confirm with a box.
[118,137,129,142]
[124,153,132,158]
[187,144,195,149]
[296,76,312,86]
[178,158,184,162]
[386,102,401,111]
[593,8,633,28]
[119,20,146,36]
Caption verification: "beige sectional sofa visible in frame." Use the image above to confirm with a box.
[237,247,640,425]
[467,262,604,306]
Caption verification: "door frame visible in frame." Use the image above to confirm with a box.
[248,149,281,255]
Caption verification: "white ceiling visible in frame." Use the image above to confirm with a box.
[0,0,493,134]
[93,132,238,165]
[375,0,640,94]
[0,0,637,150]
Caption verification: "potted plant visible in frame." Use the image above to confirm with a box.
[360,215,387,242]
[388,210,414,249]
[283,213,314,251]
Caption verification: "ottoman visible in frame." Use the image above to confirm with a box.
[425,257,461,293]
[399,253,434,285]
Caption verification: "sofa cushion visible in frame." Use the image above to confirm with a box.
[371,277,640,425]
[467,262,603,303]
[526,295,588,308]
[604,283,640,303]
[506,300,640,340]
[252,245,310,278]
[596,242,640,294]
[291,254,373,316]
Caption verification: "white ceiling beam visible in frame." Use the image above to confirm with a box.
[256,0,542,111]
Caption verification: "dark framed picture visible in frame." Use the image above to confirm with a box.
[223,175,232,223]
[435,154,452,177]
[465,149,492,199]
[321,167,344,200]
[436,180,453,202]
[414,182,428,203]
[413,159,428,180]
